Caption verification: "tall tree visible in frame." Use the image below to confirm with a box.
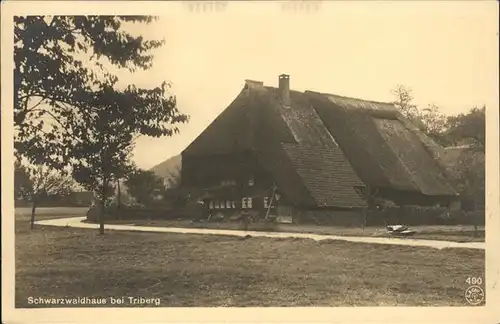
[124,168,166,206]
[443,107,486,212]
[391,85,420,122]
[391,85,447,145]
[420,103,448,144]
[15,161,75,229]
[14,16,189,234]
[69,84,183,234]
[14,16,187,166]
[445,106,485,151]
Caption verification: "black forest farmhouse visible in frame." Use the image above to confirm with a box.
[180,75,457,221]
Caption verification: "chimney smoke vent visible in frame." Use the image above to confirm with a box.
[279,74,290,107]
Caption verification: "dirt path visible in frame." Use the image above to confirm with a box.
[35,216,484,250]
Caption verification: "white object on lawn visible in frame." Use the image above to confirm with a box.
[386,225,416,236]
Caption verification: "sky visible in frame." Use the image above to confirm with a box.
[101,1,498,169]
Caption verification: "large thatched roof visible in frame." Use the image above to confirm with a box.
[182,77,456,208]
[304,91,456,196]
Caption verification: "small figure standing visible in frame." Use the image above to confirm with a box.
[242,210,250,231]
[196,199,206,221]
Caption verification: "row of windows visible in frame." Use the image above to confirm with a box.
[208,197,274,210]
[221,180,237,186]
[220,178,255,187]
[209,200,237,209]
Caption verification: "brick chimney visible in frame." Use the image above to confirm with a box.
[279,74,290,107]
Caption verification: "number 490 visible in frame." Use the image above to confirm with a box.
[466,277,483,285]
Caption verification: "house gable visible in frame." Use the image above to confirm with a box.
[182,88,256,157]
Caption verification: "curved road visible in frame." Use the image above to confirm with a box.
[35,216,484,250]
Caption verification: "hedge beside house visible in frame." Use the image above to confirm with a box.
[369,206,485,226]
[293,206,485,227]
[86,204,202,222]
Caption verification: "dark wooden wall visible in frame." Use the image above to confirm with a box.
[181,150,274,191]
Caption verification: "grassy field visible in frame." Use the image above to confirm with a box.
[15,209,485,307]
[15,207,89,219]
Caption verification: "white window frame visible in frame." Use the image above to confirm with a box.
[264,196,269,209]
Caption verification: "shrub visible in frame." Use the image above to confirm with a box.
[291,206,485,227]
[366,206,484,226]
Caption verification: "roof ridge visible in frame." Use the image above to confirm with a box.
[310,90,395,106]
[262,85,395,106]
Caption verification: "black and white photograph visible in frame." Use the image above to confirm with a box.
[2,1,499,323]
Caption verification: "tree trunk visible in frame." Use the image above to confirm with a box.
[99,198,105,235]
[472,212,478,237]
[99,179,108,235]
[116,179,122,209]
[30,198,37,230]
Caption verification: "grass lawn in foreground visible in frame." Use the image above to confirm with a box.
[15,217,485,307]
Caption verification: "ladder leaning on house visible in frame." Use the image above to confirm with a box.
[264,184,278,222]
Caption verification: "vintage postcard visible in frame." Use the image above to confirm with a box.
[2,1,499,323]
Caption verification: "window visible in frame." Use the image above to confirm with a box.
[220,200,225,209]
[209,201,214,209]
[226,200,232,209]
[214,200,220,209]
[264,196,270,209]
[242,197,253,209]
[231,200,236,209]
